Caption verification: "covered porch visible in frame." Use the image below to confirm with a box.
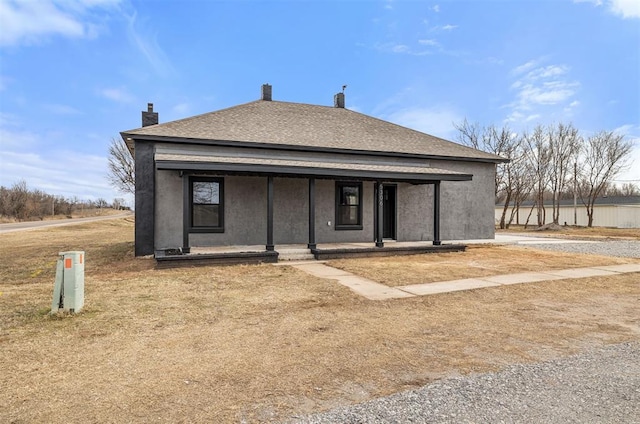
[154,151,472,267]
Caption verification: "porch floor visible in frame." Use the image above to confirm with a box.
[190,240,451,254]
[157,240,467,268]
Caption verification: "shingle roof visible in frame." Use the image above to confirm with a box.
[122,100,506,163]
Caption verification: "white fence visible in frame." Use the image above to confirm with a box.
[495,204,640,228]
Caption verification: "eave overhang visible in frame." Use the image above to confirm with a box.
[155,153,473,183]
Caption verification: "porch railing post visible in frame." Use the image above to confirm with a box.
[308,177,316,249]
[182,174,191,254]
[433,181,441,245]
[376,181,384,248]
[266,176,275,251]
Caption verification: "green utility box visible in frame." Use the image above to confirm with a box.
[51,251,85,313]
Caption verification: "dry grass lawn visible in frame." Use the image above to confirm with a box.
[328,245,639,287]
[1,219,639,423]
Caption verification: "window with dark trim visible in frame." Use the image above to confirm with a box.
[335,181,363,230]
[190,177,224,232]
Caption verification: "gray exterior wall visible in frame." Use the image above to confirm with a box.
[315,180,375,244]
[432,159,496,240]
[274,178,308,244]
[190,176,267,246]
[134,141,155,256]
[155,170,182,249]
[396,183,433,242]
[393,160,496,242]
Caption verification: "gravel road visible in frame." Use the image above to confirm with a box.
[293,342,640,424]
[292,238,640,423]
[524,239,640,258]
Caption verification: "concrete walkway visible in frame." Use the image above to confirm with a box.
[286,261,640,301]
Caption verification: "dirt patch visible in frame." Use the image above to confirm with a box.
[327,245,639,287]
[1,219,639,423]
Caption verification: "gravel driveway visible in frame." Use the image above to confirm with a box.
[293,342,640,424]
[524,239,640,259]
[292,238,640,423]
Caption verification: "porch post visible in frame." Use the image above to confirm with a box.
[433,181,441,245]
[182,174,190,254]
[266,176,275,251]
[307,177,316,249]
[375,181,384,248]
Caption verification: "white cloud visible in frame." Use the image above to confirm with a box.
[432,5,440,12]
[385,106,463,139]
[608,0,640,18]
[418,39,440,46]
[506,59,580,124]
[431,24,458,31]
[511,59,541,76]
[611,125,640,184]
[0,115,121,200]
[99,87,135,103]
[126,11,176,77]
[0,149,118,200]
[0,112,39,148]
[44,103,82,115]
[0,0,120,46]
[518,81,579,105]
[375,42,431,56]
[526,65,569,79]
[574,0,640,18]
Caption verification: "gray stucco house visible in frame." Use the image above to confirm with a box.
[121,85,505,265]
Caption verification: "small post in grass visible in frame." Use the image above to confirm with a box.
[51,251,85,314]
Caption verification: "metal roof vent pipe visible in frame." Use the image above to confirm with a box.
[334,92,345,108]
[261,83,272,101]
[142,103,158,127]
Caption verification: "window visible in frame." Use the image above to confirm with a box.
[335,181,363,230]
[190,177,224,232]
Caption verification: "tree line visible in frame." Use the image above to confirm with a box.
[0,180,128,222]
[455,120,636,228]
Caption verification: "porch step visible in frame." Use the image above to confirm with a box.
[277,248,315,261]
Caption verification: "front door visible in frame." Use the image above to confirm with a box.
[382,185,396,239]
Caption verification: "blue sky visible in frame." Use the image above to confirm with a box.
[1,0,639,204]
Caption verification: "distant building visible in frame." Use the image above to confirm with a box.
[495,196,640,228]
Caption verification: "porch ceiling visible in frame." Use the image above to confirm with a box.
[155,152,472,182]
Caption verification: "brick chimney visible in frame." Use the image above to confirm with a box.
[261,84,272,101]
[334,92,345,108]
[142,103,158,127]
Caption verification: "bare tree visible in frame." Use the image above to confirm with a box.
[578,131,633,227]
[107,137,135,194]
[455,119,518,228]
[455,119,504,198]
[547,123,581,224]
[620,183,639,196]
[506,144,534,227]
[522,125,551,226]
